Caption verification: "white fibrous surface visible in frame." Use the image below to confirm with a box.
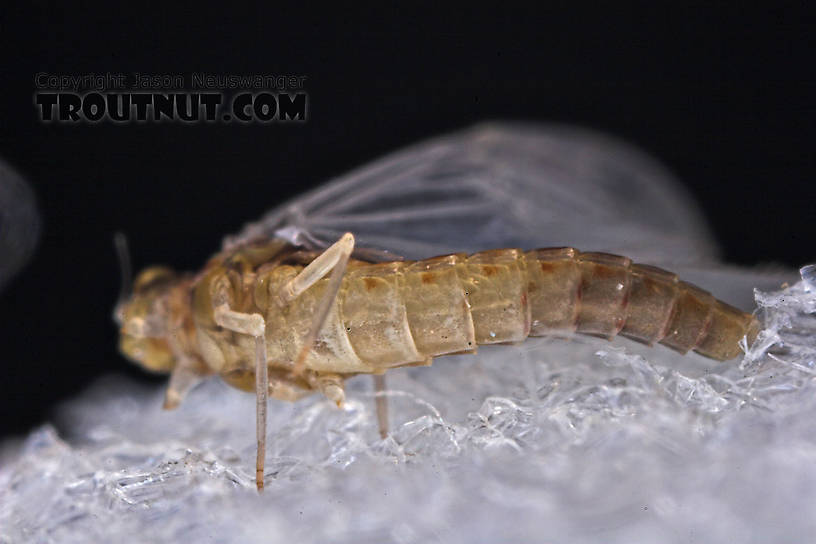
[2,270,815,543]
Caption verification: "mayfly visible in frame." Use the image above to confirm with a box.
[114,123,772,491]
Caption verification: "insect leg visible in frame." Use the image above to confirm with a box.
[253,334,268,491]
[373,374,389,438]
[212,306,265,337]
[212,285,269,491]
[163,363,204,409]
[282,233,355,379]
[161,326,207,409]
[314,373,346,407]
[279,232,356,304]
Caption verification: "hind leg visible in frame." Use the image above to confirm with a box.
[373,374,389,439]
[277,233,355,380]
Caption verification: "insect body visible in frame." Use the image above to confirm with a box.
[117,234,759,489]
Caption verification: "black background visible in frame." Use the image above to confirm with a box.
[1,5,813,437]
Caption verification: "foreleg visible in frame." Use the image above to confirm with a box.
[163,362,204,410]
[212,281,269,491]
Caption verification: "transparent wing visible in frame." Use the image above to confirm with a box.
[227,122,794,309]
[229,122,717,262]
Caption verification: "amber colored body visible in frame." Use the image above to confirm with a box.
[125,240,761,400]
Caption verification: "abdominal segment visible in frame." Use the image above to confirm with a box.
[519,248,759,360]
[261,246,760,375]
[334,248,759,366]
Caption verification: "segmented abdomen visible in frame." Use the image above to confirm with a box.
[521,248,760,360]
[339,248,759,367]
[262,247,760,376]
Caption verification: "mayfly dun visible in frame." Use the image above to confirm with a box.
[114,123,767,491]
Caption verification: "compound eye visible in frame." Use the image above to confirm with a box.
[123,317,148,337]
[133,266,176,293]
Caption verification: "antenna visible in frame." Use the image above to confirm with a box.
[113,231,132,324]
